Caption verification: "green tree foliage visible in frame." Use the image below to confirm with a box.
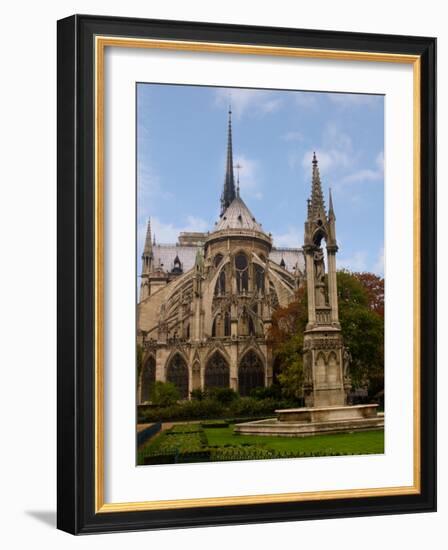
[337,271,384,392]
[150,381,180,407]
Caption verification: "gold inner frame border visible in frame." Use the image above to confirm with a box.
[94,36,421,513]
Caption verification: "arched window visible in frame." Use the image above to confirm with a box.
[214,254,223,267]
[140,356,156,403]
[214,269,226,295]
[235,253,249,293]
[205,352,230,389]
[238,351,265,396]
[255,264,265,292]
[166,354,188,399]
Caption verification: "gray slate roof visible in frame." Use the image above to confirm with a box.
[215,196,263,232]
[153,244,198,273]
[152,243,304,275]
[270,248,305,273]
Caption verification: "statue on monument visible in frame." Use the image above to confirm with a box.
[313,247,325,282]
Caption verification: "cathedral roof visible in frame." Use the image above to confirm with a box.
[215,195,263,232]
[270,248,305,273]
[152,244,197,273]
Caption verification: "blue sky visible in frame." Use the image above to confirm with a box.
[137,84,384,277]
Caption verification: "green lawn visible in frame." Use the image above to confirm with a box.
[204,425,384,455]
[138,422,384,464]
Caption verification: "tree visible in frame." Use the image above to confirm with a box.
[336,271,384,391]
[268,287,307,399]
[149,381,180,407]
[353,271,384,318]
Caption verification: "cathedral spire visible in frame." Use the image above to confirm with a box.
[143,217,153,256]
[220,108,236,215]
[309,152,326,220]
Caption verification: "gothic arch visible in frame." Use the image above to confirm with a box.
[140,355,156,403]
[166,352,189,399]
[313,226,327,246]
[238,349,265,396]
[204,344,231,367]
[204,351,230,389]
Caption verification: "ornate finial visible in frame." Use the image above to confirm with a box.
[309,151,326,219]
[328,187,335,221]
[153,233,156,245]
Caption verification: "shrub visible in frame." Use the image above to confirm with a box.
[206,387,238,405]
[190,388,206,401]
[250,385,283,400]
[149,381,180,407]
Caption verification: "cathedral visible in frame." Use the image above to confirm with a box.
[137,110,348,407]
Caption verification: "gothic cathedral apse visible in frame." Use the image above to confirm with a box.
[137,110,349,405]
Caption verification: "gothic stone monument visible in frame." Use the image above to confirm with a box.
[235,154,384,437]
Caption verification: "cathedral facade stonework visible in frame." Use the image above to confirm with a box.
[137,112,346,405]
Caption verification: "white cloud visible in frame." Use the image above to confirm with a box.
[272,226,302,248]
[338,251,368,272]
[297,123,354,174]
[301,148,351,173]
[342,169,381,184]
[214,88,282,119]
[233,154,263,200]
[327,93,382,108]
[341,150,384,185]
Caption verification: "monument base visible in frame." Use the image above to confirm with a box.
[234,404,384,437]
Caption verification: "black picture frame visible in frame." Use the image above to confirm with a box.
[57,14,436,534]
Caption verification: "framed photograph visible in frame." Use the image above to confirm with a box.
[57,14,436,534]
